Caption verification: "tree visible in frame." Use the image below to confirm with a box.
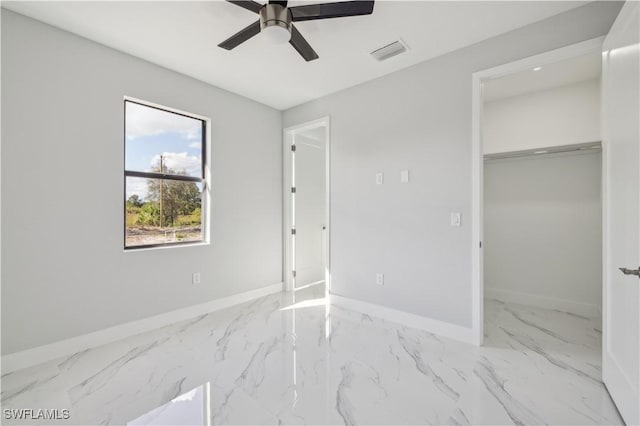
[144,162,201,227]
[126,194,143,208]
[136,203,161,226]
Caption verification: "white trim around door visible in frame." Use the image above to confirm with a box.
[283,117,331,292]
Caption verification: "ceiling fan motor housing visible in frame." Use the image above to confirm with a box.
[260,4,292,34]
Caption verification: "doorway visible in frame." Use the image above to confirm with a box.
[470,37,605,345]
[469,38,627,424]
[472,7,639,422]
[283,117,330,292]
[480,45,605,354]
[482,44,604,324]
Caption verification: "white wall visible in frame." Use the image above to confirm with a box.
[283,2,621,328]
[294,134,326,286]
[484,152,602,314]
[1,11,282,355]
[483,79,601,154]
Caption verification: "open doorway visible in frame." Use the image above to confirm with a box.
[479,45,604,344]
[283,118,330,294]
[471,37,605,345]
[469,38,620,420]
[468,7,640,418]
[482,49,603,325]
[472,37,609,375]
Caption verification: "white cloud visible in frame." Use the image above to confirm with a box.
[126,176,149,201]
[150,152,201,176]
[188,141,202,149]
[126,102,201,141]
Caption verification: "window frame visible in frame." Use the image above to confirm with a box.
[123,97,209,250]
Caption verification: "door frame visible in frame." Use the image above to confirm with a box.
[470,37,605,345]
[283,117,331,292]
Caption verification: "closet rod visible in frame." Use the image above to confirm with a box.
[484,141,601,161]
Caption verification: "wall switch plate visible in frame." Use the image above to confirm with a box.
[450,213,461,227]
[376,172,384,185]
[400,170,409,183]
[376,273,384,285]
[192,273,201,285]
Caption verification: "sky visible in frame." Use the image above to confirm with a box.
[125,102,203,200]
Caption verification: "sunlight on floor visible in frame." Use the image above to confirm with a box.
[280,297,327,311]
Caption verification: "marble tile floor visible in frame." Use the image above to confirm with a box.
[1,284,622,425]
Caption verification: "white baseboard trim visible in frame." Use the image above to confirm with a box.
[485,288,601,319]
[2,282,283,374]
[329,293,475,344]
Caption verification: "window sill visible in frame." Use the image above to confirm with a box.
[123,241,210,253]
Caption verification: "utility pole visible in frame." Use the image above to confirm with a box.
[159,154,164,229]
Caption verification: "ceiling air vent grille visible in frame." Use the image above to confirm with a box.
[370,40,407,61]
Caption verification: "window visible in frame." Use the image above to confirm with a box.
[124,99,207,249]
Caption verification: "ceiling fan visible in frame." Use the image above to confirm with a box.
[218,1,375,61]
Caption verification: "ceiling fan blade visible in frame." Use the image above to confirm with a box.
[289,25,319,62]
[227,1,263,14]
[218,20,261,50]
[289,1,374,22]
[269,0,288,6]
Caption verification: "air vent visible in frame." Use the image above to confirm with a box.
[370,40,407,62]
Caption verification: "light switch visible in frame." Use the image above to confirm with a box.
[376,172,384,185]
[400,170,409,183]
[450,213,461,227]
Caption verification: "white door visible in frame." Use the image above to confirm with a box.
[602,2,640,424]
[293,130,327,288]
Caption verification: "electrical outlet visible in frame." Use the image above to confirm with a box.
[192,272,201,285]
[376,273,384,285]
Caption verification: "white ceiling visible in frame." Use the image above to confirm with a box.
[3,1,590,110]
[483,51,602,102]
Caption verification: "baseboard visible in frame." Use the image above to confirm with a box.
[1,282,283,374]
[485,288,601,319]
[329,293,475,344]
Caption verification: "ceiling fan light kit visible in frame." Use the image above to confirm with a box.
[260,3,292,44]
[219,0,375,61]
